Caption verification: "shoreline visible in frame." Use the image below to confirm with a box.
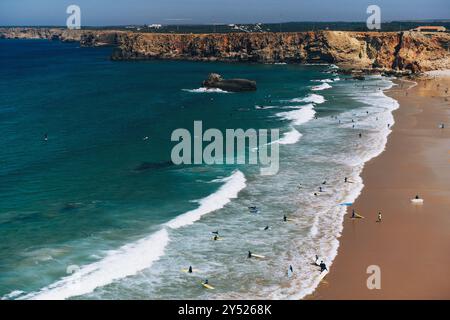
[309,75,450,299]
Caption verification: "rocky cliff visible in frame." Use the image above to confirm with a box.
[1,28,449,73]
[0,27,122,47]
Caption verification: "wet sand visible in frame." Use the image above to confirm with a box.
[310,76,450,299]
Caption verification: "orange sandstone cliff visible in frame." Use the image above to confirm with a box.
[1,28,449,73]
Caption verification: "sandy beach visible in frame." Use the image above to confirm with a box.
[310,75,450,299]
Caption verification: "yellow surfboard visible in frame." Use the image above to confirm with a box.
[202,283,215,290]
[181,269,201,273]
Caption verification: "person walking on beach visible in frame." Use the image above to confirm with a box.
[377,212,382,223]
[351,209,356,219]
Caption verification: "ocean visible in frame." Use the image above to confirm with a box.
[0,39,398,300]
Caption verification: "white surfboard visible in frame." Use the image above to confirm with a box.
[411,198,424,204]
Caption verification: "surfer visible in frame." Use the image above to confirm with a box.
[204,279,209,285]
[314,192,318,196]
[264,226,270,230]
[188,266,193,274]
[320,261,328,273]
[248,251,252,259]
[344,177,348,183]
[44,133,48,141]
[415,194,420,200]
[359,133,362,138]
[283,215,287,222]
[377,212,382,223]
[351,209,356,219]
[289,265,293,273]
[319,186,323,192]
[213,235,219,241]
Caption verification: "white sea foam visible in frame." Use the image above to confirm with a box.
[278,128,302,145]
[182,87,230,93]
[290,78,400,300]
[286,94,326,104]
[165,170,246,229]
[1,290,25,300]
[311,79,334,83]
[20,229,170,300]
[19,170,246,300]
[311,83,332,91]
[276,104,316,126]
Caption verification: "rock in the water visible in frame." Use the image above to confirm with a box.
[202,73,257,92]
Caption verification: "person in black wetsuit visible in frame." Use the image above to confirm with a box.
[188,266,193,273]
[320,261,328,272]
[248,251,252,258]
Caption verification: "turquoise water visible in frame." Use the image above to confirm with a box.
[0,39,398,300]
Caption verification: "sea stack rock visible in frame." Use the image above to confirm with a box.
[202,73,257,92]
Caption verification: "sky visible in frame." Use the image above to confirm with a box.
[0,0,449,26]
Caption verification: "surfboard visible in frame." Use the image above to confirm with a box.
[181,269,201,273]
[318,270,329,283]
[212,237,224,241]
[411,199,424,204]
[339,202,353,206]
[285,218,294,222]
[351,213,365,219]
[202,283,215,290]
[251,254,266,259]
